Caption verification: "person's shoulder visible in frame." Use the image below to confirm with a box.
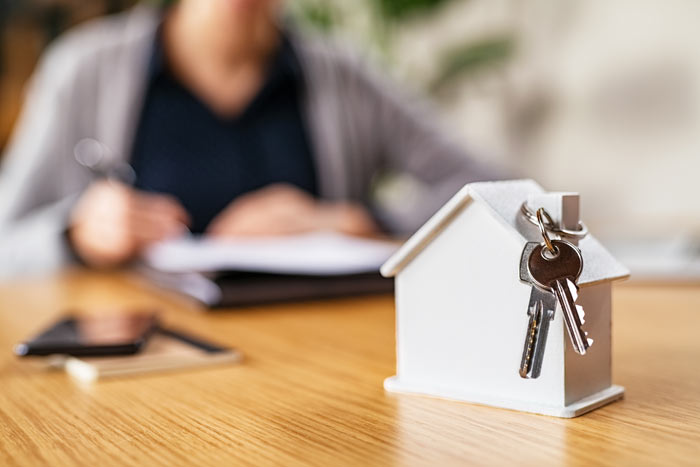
[38,6,159,84]
[288,27,411,110]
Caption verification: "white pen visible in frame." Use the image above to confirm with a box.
[74,137,136,185]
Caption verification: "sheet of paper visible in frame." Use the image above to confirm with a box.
[142,232,400,276]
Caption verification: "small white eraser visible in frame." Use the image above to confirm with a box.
[527,192,580,230]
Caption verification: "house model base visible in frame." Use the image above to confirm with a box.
[384,377,624,418]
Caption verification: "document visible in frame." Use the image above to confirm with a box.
[142,232,399,276]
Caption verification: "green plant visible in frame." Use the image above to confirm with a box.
[374,0,452,20]
[430,36,513,93]
[289,0,513,94]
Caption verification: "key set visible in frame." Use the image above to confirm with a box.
[518,206,592,379]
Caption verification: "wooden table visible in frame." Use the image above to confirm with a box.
[0,270,699,466]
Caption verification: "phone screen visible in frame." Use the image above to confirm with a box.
[15,313,158,357]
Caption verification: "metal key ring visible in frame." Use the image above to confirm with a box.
[536,208,558,255]
[520,202,588,238]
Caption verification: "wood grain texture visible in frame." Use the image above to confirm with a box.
[0,270,698,466]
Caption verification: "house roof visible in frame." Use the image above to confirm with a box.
[380,179,630,286]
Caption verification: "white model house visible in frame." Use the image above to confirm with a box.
[380,179,629,417]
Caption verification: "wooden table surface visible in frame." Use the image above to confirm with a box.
[0,270,699,466]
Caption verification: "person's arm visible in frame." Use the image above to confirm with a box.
[0,42,85,279]
[0,39,191,277]
[341,55,507,234]
[206,183,379,238]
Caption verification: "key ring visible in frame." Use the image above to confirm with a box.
[536,208,558,255]
[520,202,588,239]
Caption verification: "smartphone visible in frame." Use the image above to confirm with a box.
[14,312,159,357]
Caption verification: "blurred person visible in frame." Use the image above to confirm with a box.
[0,0,499,277]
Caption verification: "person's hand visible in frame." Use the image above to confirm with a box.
[206,184,380,238]
[68,181,190,268]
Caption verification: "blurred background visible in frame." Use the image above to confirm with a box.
[2,0,699,273]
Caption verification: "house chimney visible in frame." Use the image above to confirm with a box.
[527,192,580,233]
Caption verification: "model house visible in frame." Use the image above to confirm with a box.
[380,179,629,417]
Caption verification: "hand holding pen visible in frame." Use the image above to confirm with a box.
[68,138,191,269]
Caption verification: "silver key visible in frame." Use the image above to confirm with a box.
[519,287,556,378]
[527,239,592,355]
[518,242,557,378]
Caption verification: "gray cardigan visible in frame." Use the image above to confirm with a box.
[0,6,498,278]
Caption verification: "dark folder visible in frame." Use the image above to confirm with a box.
[138,266,393,309]
[211,271,394,308]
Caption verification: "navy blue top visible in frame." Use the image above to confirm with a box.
[130,34,318,234]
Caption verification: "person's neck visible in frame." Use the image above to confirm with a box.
[162,7,280,116]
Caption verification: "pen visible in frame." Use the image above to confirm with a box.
[158,327,228,353]
[74,137,136,185]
